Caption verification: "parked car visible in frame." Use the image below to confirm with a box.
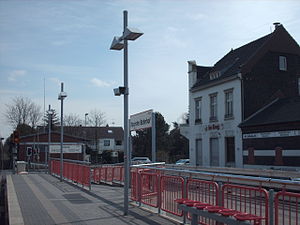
[131,157,151,164]
[175,159,190,165]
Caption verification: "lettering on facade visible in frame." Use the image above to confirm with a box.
[243,130,300,139]
[205,123,224,131]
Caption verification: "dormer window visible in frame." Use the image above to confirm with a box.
[279,56,287,71]
[209,71,221,80]
[108,130,113,134]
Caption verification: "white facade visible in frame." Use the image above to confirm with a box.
[181,61,243,168]
[98,138,123,153]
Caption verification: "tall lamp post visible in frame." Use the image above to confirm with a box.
[58,82,67,182]
[47,105,54,168]
[110,10,143,215]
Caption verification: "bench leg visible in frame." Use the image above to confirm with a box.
[191,213,198,225]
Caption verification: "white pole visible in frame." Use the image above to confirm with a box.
[60,83,64,182]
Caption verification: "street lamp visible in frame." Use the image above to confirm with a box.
[58,82,67,182]
[110,10,143,215]
[47,105,54,168]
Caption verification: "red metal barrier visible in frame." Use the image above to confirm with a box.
[94,167,101,184]
[51,160,60,176]
[131,168,139,201]
[222,184,269,225]
[50,160,91,189]
[113,166,123,182]
[100,167,107,182]
[140,171,159,208]
[187,179,219,224]
[275,191,300,225]
[82,165,90,187]
[106,167,114,183]
[161,175,184,216]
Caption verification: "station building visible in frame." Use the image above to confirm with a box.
[180,23,300,169]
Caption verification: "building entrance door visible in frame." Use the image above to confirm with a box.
[196,139,202,166]
[210,138,219,166]
[225,137,235,166]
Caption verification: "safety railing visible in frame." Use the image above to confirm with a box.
[275,190,300,225]
[222,184,269,225]
[160,175,184,216]
[49,161,299,225]
[49,158,91,189]
[130,165,300,225]
[187,179,219,224]
[92,164,124,185]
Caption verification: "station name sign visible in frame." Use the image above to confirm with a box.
[130,109,153,131]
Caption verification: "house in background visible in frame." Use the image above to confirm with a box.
[181,23,300,169]
[18,132,86,163]
[18,126,124,164]
[63,126,124,161]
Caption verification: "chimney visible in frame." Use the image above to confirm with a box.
[273,22,281,30]
[187,60,197,89]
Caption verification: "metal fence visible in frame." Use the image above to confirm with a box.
[49,160,300,225]
[49,158,91,189]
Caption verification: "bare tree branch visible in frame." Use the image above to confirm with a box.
[88,109,106,127]
[64,113,83,126]
[4,96,42,130]
[29,104,42,128]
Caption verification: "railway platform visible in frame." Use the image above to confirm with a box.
[6,173,178,225]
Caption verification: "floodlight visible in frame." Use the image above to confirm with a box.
[110,36,124,50]
[123,27,143,40]
[113,86,126,96]
[58,92,67,100]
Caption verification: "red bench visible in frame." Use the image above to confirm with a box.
[175,198,262,225]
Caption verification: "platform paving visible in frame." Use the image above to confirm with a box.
[8,173,179,225]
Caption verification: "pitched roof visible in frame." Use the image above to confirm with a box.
[20,131,86,142]
[63,126,124,141]
[239,96,300,127]
[192,24,299,90]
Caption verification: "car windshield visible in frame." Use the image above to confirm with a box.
[176,159,188,163]
[132,157,150,161]
[176,159,185,163]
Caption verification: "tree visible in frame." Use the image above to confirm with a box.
[5,96,42,129]
[88,109,106,127]
[168,122,189,162]
[64,113,82,126]
[132,112,170,162]
[43,109,60,131]
[29,104,42,129]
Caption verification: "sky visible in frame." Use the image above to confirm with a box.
[0,0,299,139]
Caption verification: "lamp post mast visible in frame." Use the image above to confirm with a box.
[123,10,129,216]
[59,83,65,182]
[47,105,51,168]
[110,10,143,216]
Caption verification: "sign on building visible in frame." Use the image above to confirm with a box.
[49,144,82,153]
[130,109,153,131]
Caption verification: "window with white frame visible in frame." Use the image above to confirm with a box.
[104,140,110,146]
[210,93,218,121]
[224,89,234,119]
[279,56,287,71]
[195,97,202,123]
